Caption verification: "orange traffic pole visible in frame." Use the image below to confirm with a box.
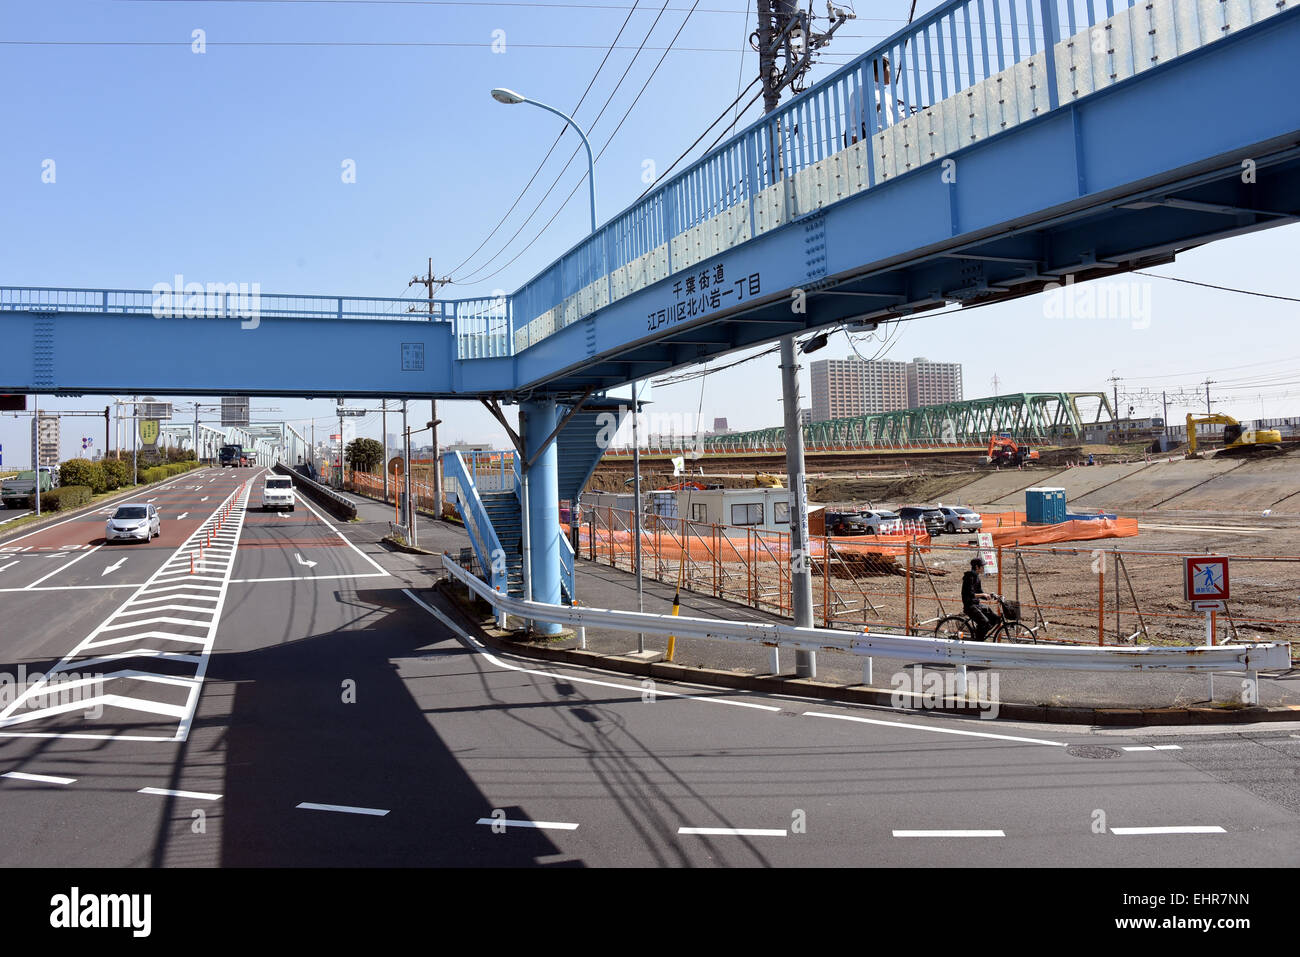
[190,553,194,574]
[1097,563,1106,645]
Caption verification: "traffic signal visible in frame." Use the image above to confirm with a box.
[0,395,26,411]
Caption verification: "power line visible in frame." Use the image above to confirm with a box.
[1134,270,1300,303]
[443,0,643,280]
[451,0,679,283]
[454,0,704,287]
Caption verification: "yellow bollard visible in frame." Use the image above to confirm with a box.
[666,590,681,662]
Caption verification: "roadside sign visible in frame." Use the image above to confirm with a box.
[1191,599,1225,612]
[1184,556,1229,602]
[388,456,404,476]
[977,532,998,574]
[339,409,367,417]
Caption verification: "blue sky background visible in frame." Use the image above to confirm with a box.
[2,0,1297,466]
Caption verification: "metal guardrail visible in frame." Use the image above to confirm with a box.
[274,463,356,521]
[442,554,1290,678]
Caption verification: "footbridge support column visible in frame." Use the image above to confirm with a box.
[522,398,562,635]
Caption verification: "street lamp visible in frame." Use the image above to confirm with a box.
[490,88,597,233]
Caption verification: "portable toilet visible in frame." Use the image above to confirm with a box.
[1026,487,1067,524]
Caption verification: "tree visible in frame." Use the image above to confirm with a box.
[345,437,384,473]
[59,458,106,494]
[101,458,130,490]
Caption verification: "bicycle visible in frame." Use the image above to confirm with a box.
[933,595,1037,643]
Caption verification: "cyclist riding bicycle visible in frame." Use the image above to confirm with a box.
[961,556,998,641]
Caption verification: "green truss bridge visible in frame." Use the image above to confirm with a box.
[606,392,1117,457]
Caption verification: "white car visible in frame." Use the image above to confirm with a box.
[106,503,160,543]
[261,477,295,512]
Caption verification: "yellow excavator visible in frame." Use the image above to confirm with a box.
[1186,414,1283,457]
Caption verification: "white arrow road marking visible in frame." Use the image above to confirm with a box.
[102,557,128,577]
[0,561,18,573]
[278,512,289,518]
[177,513,189,520]
[199,497,209,502]
[295,554,318,568]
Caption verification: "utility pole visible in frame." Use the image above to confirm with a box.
[132,394,138,485]
[756,2,853,680]
[382,400,389,502]
[1162,390,1169,438]
[991,373,1001,395]
[337,400,345,489]
[1203,379,1215,415]
[409,258,450,522]
[104,406,111,460]
[403,400,415,547]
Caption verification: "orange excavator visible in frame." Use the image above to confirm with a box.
[984,433,1041,467]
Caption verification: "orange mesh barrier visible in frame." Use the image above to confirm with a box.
[986,517,1140,546]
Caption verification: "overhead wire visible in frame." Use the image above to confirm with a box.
[450,0,680,284]
[453,0,704,287]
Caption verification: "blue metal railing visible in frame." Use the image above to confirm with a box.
[498,0,1281,356]
[442,450,509,594]
[0,286,453,321]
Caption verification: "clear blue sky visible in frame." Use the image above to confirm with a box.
[2,0,1298,467]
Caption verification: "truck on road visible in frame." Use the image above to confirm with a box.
[1,467,57,509]
[219,444,247,468]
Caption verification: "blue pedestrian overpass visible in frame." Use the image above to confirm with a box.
[4,0,1299,628]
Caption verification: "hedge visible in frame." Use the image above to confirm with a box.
[101,458,130,491]
[41,485,92,511]
[60,458,106,494]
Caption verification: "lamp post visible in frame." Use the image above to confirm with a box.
[492,87,605,635]
[490,88,597,233]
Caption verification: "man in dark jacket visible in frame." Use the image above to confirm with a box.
[961,556,997,641]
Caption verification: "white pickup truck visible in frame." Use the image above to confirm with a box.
[261,476,296,512]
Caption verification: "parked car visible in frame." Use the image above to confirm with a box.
[825,509,870,535]
[861,509,901,534]
[105,503,160,543]
[261,476,296,512]
[937,506,983,534]
[898,505,946,534]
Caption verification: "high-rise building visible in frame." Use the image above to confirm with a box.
[221,396,250,427]
[906,357,964,408]
[32,414,59,469]
[809,356,909,421]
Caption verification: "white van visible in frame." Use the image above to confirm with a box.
[261,476,295,512]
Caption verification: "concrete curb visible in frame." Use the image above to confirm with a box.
[436,582,1300,728]
[0,464,209,547]
[382,535,438,556]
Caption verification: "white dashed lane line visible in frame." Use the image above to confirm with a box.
[138,787,222,801]
[679,827,786,837]
[476,818,579,831]
[1109,826,1226,835]
[297,802,389,817]
[1122,745,1183,752]
[3,771,77,785]
[893,829,1005,838]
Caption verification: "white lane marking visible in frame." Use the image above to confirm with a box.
[405,589,783,713]
[0,561,18,573]
[1122,744,1183,752]
[0,583,150,592]
[803,710,1068,747]
[296,493,390,574]
[24,544,104,589]
[0,468,212,546]
[297,802,389,816]
[229,572,390,584]
[678,827,786,837]
[146,498,156,503]
[476,818,579,831]
[295,553,318,568]
[277,512,289,518]
[3,771,77,785]
[139,786,222,801]
[893,829,1005,838]
[177,513,189,520]
[0,482,253,740]
[0,511,33,526]
[200,497,209,502]
[1110,826,1226,835]
[102,557,128,577]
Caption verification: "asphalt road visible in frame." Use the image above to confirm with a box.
[0,474,1296,867]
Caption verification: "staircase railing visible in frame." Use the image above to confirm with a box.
[442,450,509,594]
